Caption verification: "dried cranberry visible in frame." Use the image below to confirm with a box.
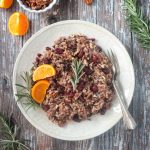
[92,54,99,63]
[71,44,77,51]
[58,85,65,94]
[68,91,75,98]
[77,80,85,91]
[78,94,85,102]
[46,47,51,51]
[88,77,93,82]
[53,78,57,84]
[53,83,58,90]
[35,57,40,63]
[64,64,71,71]
[89,38,95,41]
[107,82,114,91]
[96,46,102,52]
[90,84,98,93]
[63,61,71,71]
[55,48,64,54]
[104,97,109,102]
[77,50,85,58]
[107,80,112,86]
[56,71,62,78]
[37,53,42,57]
[102,67,110,74]
[67,42,77,51]
[99,108,106,115]
[72,114,81,122]
[42,105,50,112]
[109,84,114,91]
[83,66,93,75]
[43,58,51,64]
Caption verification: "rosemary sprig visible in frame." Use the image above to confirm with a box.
[16,72,40,111]
[124,0,150,50]
[0,113,30,150]
[70,59,85,90]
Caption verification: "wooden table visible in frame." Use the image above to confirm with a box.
[0,0,150,149]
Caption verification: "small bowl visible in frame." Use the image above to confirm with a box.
[17,0,57,13]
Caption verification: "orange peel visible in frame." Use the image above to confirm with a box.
[33,64,56,81]
[31,80,50,104]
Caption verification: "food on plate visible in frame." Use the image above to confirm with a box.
[31,80,50,104]
[0,0,13,8]
[21,0,53,10]
[26,35,114,126]
[8,12,29,36]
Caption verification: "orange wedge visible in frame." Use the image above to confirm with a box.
[31,80,50,104]
[33,64,56,81]
[0,0,13,8]
[8,12,29,36]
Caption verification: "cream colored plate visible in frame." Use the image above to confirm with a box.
[13,20,135,141]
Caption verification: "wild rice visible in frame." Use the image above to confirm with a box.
[33,35,114,126]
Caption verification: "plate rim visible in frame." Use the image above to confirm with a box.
[13,20,135,141]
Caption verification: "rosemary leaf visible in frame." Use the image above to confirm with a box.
[16,71,40,110]
[0,114,30,150]
[70,59,85,91]
[124,0,150,50]
[15,84,29,91]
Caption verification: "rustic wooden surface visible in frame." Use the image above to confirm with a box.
[0,0,150,149]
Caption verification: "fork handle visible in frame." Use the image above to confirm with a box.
[113,81,137,130]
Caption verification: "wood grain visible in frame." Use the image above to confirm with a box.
[0,0,150,149]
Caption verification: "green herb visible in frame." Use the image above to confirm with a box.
[124,0,150,50]
[0,113,30,150]
[70,59,85,90]
[16,72,40,111]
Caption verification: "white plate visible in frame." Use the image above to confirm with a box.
[17,0,57,13]
[13,20,135,141]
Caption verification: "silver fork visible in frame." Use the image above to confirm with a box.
[107,49,136,130]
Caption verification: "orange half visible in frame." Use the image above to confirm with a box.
[8,12,29,36]
[31,80,50,104]
[0,0,13,8]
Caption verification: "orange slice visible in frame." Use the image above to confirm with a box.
[8,12,29,36]
[31,80,50,104]
[0,0,13,8]
[33,64,56,81]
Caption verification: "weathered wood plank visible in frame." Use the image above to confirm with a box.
[132,0,150,149]
[96,0,133,150]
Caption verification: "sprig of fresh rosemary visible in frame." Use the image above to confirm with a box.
[124,0,150,50]
[0,113,30,150]
[70,59,85,90]
[16,72,40,111]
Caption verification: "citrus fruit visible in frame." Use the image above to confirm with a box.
[8,12,29,36]
[0,0,13,8]
[33,64,56,81]
[31,80,50,104]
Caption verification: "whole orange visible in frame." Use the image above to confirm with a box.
[8,12,29,36]
[0,0,13,8]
